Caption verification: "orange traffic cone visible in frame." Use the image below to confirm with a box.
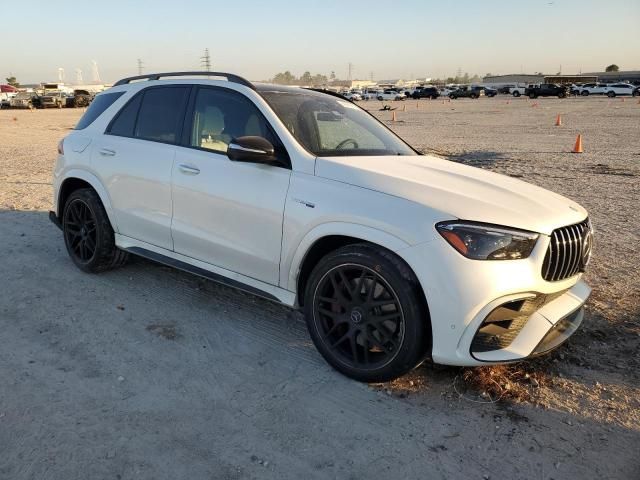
[572,134,583,153]
[391,111,397,122]
[555,114,562,126]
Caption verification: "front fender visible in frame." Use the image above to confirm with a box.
[55,168,119,232]
[283,221,411,293]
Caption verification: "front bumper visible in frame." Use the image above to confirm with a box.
[399,233,590,366]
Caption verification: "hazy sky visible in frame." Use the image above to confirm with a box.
[3,0,639,84]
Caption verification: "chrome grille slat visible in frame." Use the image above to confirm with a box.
[542,219,590,282]
[570,225,582,276]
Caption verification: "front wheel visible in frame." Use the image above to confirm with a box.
[512,91,521,97]
[607,91,615,98]
[528,92,537,99]
[581,91,589,96]
[558,92,566,98]
[304,244,429,383]
[63,188,129,273]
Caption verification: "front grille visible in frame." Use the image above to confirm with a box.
[542,219,591,282]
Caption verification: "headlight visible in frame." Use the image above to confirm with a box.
[436,221,539,260]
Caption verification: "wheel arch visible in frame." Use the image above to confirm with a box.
[56,170,118,232]
[289,224,428,312]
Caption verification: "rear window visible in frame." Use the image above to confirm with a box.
[74,92,124,130]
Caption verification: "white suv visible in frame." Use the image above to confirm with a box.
[50,72,593,382]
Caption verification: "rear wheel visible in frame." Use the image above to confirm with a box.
[304,244,429,383]
[607,91,615,98]
[62,188,129,273]
[512,91,520,97]
[558,92,566,98]
[528,92,537,99]
[581,91,589,96]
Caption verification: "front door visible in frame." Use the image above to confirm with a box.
[171,87,292,285]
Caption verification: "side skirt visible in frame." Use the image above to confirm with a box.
[115,235,296,307]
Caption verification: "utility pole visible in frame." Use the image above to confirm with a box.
[137,58,144,76]
[348,62,354,81]
[201,48,211,72]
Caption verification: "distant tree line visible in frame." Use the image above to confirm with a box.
[271,71,328,86]
[5,76,19,87]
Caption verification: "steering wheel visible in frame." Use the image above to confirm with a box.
[335,138,359,150]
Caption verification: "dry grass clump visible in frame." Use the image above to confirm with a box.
[460,363,550,403]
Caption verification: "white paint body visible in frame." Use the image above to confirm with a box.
[52,78,591,366]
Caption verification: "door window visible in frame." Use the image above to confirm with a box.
[189,88,283,158]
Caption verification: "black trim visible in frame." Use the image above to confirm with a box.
[123,246,280,303]
[49,210,62,230]
[113,71,255,90]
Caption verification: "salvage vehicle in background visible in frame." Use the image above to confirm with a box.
[9,91,37,108]
[40,91,69,108]
[579,83,607,96]
[377,89,405,101]
[481,86,498,97]
[449,85,483,99]
[412,86,439,99]
[50,71,593,382]
[602,83,637,97]
[525,84,568,99]
[68,89,95,107]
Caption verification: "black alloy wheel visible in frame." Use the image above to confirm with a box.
[62,188,129,273]
[313,264,405,370]
[304,244,429,382]
[64,198,98,265]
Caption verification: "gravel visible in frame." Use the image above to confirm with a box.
[0,97,638,479]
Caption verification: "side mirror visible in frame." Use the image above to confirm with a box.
[227,136,277,164]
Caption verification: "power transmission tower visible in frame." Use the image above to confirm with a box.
[201,49,211,71]
[91,60,101,83]
[137,59,144,75]
[75,69,83,84]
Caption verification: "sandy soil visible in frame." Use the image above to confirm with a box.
[0,97,638,479]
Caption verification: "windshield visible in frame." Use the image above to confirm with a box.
[260,89,417,157]
[16,93,32,99]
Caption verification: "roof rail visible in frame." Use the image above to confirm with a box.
[113,71,255,90]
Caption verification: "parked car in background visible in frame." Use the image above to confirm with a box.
[412,86,439,99]
[525,84,568,99]
[511,85,528,97]
[449,86,483,99]
[342,91,362,101]
[439,86,456,97]
[9,91,36,108]
[481,86,498,97]
[40,91,69,108]
[602,83,637,97]
[362,89,380,100]
[377,89,405,101]
[50,71,593,383]
[497,85,514,94]
[579,83,607,96]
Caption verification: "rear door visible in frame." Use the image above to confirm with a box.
[92,85,190,250]
[171,86,291,285]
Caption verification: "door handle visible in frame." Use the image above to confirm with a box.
[99,148,116,156]
[179,164,200,175]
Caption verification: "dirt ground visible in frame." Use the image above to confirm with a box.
[0,96,638,480]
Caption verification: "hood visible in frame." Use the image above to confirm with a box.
[315,155,587,235]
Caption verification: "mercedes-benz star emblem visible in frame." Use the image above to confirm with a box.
[350,309,363,324]
[581,229,593,268]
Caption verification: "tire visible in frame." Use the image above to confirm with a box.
[303,244,429,383]
[449,93,455,99]
[512,91,520,97]
[558,92,566,98]
[62,188,129,273]
[581,91,589,96]
[607,91,615,98]
[377,96,383,101]
[470,94,478,99]
[528,92,537,99]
